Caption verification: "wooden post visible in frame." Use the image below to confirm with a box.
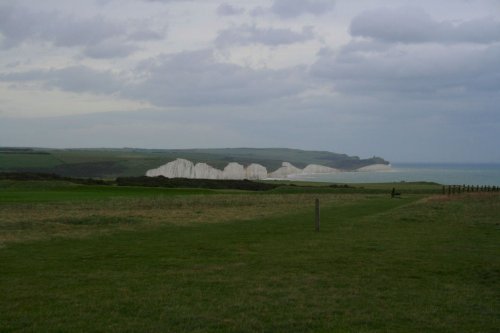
[442,186,446,195]
[448,186,451,195]
[467,185,470,192]
[458,185,461,194]
[315,198,320,232]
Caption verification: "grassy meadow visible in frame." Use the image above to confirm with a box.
[0,180,498,332]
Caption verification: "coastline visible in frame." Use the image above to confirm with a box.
[271,163,393,180]
[355,164,393,172]
[284,163,500,186]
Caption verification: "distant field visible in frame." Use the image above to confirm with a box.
[0,180,498,332]
[0,152,63,170]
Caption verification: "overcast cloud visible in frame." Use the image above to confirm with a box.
[270,0,336,18]
[0,0,499,163]
[217,3,245,16]
[215,25,315,47]
[350,6,500,44]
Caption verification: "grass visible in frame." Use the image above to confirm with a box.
[0,181,498,332]
[0,180,230,203]
[0,153,63,170]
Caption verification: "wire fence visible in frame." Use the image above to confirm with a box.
[442,185,500,195]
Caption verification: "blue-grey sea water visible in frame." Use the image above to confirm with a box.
[289,163,500,186]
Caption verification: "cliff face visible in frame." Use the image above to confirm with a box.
[194,163,222,179]
[146,158,389,179]
[222,162,246,180]
[246,163,268,180]
[146,158,194,178]
[266,162,339,178]
[268,162,302,178]
[302,164,339,174]
[146,159,268,180]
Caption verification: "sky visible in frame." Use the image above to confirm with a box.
[0,0,499,163]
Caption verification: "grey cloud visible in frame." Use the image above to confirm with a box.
[336,40,391,55]
[50,66,122,95]
[0,109,274,149]
[0,4,120,48]
[0,4,166,57]
[128,28,165,41]
[141,0,191,2]
[215,25,314,47]
[1,50,309,108]
[350,7,500,44]
[127,49,309,107]
[250,7,267,17]
[83,40,139,59]
[271,0,334,18]
[311,41,500,97]
[216,3,245,16]
[1,66,124,95]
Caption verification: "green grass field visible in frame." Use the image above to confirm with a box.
[0,181,498,332]
[0,153,63,170]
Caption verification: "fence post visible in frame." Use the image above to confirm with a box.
[442,186,446,195]
[315,198,320,232]
[448,186,451,195]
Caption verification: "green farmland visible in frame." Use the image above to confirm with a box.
[0,180,498,332]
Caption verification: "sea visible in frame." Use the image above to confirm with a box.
[289,163,500,186]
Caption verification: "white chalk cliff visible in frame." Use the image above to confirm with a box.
[194,162,222,179]
[146,158,268,180]
[146,158,388,179]
[302,164,339,174]
[268,162,302,178]
[146,158,194,178]
[267,162,338,178]
[246,163,268,180]
[222,162,246,180]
